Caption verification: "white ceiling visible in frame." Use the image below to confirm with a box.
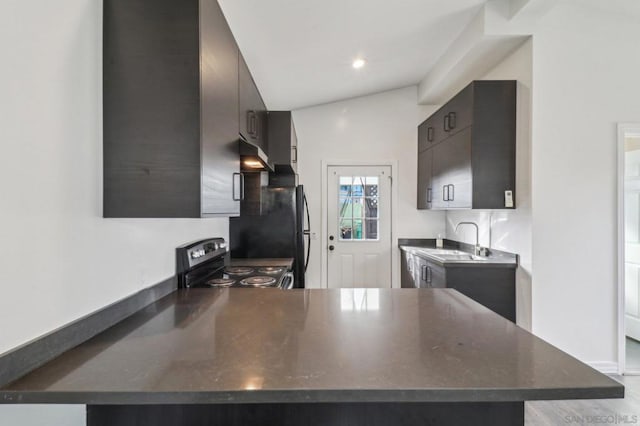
[218,0,487,110]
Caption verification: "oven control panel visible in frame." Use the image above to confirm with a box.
[190,241,227,261]
[176,238,228,274]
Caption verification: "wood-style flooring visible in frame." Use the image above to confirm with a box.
[526,375,639,425]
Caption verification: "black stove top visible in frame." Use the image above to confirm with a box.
[201,265,285,288]
[176,239,294,289]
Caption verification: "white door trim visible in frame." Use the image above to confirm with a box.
[321,160,399,289]
[617,123,640,375]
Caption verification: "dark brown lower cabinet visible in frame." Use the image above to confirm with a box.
[413,256,446,289]
[400,251,515,322]
[87,402,524,426]
[445,266,516,322]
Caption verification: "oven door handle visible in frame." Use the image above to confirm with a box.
[281,272,295,289]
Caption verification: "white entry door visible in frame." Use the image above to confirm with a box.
[327,165,392,288]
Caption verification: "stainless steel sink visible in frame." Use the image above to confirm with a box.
[413,248,488,262]
[422,249,469,255]
[430,253,488,261]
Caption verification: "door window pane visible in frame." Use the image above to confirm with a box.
[353,219,363,239]
[338,176,380,241]
[365,219,378,240]
[340,219,353,240]
[365,198,378,218]
[339,197,353,219]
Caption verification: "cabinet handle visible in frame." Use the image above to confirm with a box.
[247,111,257,138]
[253,114,258,138]
[448,184,454,201]
[252,113,257,137]
[292,146,298,163]
[421,265,427,281]
[240,172,245,200]
[443,185,448,201]
[444,114,450,132]
[232,172,242,201]
[448,112,456,130]
[426,266,432,284]
[427,188,432,203]
[427,126,434,142]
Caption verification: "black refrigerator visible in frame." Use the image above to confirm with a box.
[229,184,310,288]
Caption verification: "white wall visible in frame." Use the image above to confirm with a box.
[444,39,533,330]
[293,87,446,288]
[0,405,84,426]
[0,0,227,423]
[528,0,640,367]
[441,0,640,369]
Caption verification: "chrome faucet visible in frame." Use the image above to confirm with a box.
[454,221,487,256]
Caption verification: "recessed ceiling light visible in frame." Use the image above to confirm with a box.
[352,58,366,69]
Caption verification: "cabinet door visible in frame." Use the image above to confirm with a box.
[103,0,202,218]
[415,257,429,288]
[418,120,433,153]
[442,83,473,138]
[426,260,446,288]
[401,251,417,288]
[200,0,240,216]
[445,127,473,209]
[239,54,267,151]
[417,149,433,209]
[432,127,472,210]
[431,143,449,210]
[430,109,449,146]
[290,119,298,173]
[267,111,297,172]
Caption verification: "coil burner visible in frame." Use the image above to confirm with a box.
[240,276,277,287]
[257,267,285,275]
[224,266,255,276]
[205,278,236,287]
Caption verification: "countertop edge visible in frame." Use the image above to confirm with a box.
[0,385,623,405]
[0,275,178,388]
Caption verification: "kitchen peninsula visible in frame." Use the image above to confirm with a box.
[0,288,622,425]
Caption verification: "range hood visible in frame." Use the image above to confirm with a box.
[239,138,273,172]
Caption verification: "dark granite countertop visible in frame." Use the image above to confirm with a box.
[399,238,518,269]
[0,289,621,405]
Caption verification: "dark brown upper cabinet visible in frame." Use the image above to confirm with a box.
[103,0,242,218]
[239,54,268,152]
[417,80,516,210]
[267,111,298,174]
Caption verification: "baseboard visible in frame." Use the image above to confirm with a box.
[0,276,177,387]
[587,361,619,374]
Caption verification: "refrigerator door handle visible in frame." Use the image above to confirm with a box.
[281,272,295,290]
[303,193,311,273]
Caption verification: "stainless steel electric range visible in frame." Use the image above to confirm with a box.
[176,238,294,289]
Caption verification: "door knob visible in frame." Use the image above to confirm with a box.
[329,245,335,251]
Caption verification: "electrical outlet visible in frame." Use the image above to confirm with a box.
[505,190,514,208]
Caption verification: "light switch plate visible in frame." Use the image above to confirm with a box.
[505,190,514,208]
